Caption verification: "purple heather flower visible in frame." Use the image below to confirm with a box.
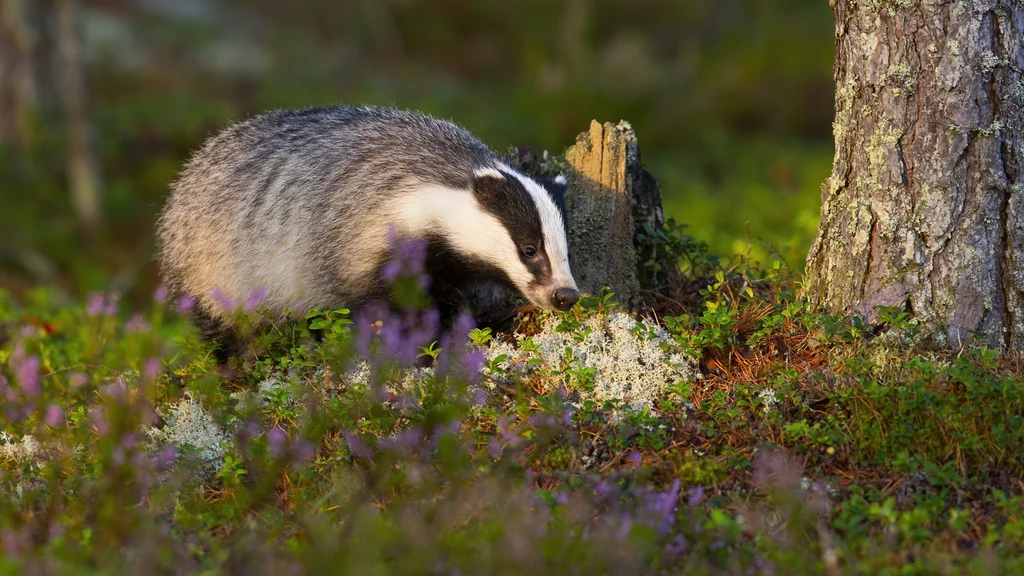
[594,481,614,499]
[111,446,126,467]
[120,433,139,451]
[91,408,110,436]
[625,451,642,468]
[292,438,316,464]
[472,388,489,406]
[210,288,234,311]
[104,379,128,401]
[666,534,688,556]
[155,445,179,468]
[444,419,462,436]
[436,312,477,379]
[615,516,634,541]
[652,479,681,535]
[15,354,41,398]
[68,372,88,388]
[1,528,21,559]
[343,431,371,460]
[381,229,430,286]
[268,426,287,459]
[688,485,706,506]
[86,292,105,317]
[384,427,423,454]
[176,296,196,314]
[235,418,262,445]
[464,348,486,380]
[497,416,520,444]
[487,437,502,458]
[561,407,575,426]
[378,316,410,360]
[103,292,121,316]
[381,260,402,285]
[153,285,169,304]
[554,492,569,506]
[246,287,269,311]
[125,313,150,334]
[142,358,161,382]
[43,404,64,427]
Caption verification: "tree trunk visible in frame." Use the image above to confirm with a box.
[0,0,39,148]
[55,0,101,231]
[805,0,1024,350]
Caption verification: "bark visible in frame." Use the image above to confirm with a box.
[55,0,101,231]
[805,0,1024,350]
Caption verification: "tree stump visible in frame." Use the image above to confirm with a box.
[469,121,669,324]
[562,120,667,306]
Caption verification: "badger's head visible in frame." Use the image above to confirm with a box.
[457,165,579,311]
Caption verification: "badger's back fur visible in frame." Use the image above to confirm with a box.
[157,105,578,357]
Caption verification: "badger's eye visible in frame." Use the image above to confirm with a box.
[523,245,537,258]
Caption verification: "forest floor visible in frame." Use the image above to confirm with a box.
[2,226,1024,575]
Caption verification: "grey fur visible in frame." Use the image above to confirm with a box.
[156,105,576,355]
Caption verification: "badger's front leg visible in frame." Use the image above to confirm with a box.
[189,307,245,368]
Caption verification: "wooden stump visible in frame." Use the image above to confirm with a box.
[470,120,669,325]
[563,120,667,306]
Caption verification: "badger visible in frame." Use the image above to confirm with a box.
[156,104,579,361]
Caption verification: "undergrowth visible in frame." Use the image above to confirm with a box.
[2,222,1024,575]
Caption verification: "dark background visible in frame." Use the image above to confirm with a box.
[0,0,835,308]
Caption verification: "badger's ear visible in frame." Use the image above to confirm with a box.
[471,167,510,205]
[539,174,569,219]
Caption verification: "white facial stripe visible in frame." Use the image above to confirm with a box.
[390,185,537,298]
[473,167,505,180]
[554,174,567,185]
[499,166,577,291]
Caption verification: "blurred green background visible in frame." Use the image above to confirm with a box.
[0,0,834,309]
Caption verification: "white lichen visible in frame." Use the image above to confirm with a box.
[145,392,229,473]
[487,311,700,408]
[757,388,780,414]
[0,432,41,464]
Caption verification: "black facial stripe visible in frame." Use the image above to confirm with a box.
[537,176,569,225]
[422,233,512,306]
[471,170,554,286]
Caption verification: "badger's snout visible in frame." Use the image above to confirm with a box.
[552,287,579,311]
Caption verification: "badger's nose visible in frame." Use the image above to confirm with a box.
[552,287,580,311]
